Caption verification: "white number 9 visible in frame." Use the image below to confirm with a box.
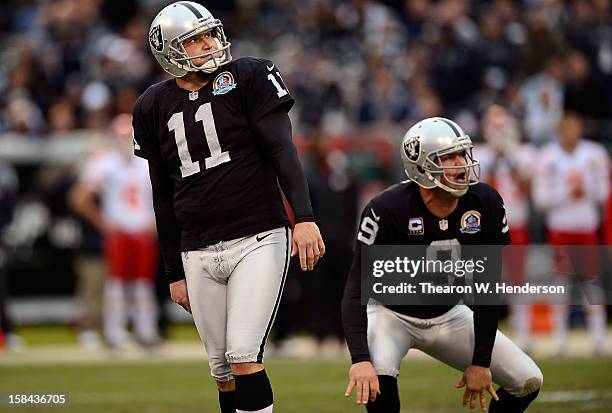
[358,216,379,245]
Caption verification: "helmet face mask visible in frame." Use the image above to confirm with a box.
[401,117,480,197]
[149,2,232,77]
[171,25,231,73]
[426,147,480,196]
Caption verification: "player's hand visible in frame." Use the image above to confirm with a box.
[568,171,584,199]
[291,222,325,271]
[345,361,380,405]
[169,279,191,314]
[455,365,498,411]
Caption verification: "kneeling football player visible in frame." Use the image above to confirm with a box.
[342,117,542,412]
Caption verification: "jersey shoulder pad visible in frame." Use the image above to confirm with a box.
[232,56,273,75]
[540,141,559,157]
[134,80,172,114]
[582,139,607,155]
[91,149,121,170]
[214,57,271,87]
[467,182,504,206]
[369,181,417,217]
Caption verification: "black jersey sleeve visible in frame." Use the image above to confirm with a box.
[472,186,510,367]
[472,306,499,367]
[489,186,511,245]
[148,160,185,284]
[132,92,161,162]
[342,200,398,364]
[252,108,314,222]
[246,59,295,124]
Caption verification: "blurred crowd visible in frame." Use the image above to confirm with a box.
[0,0,611,355]
[0,0,611,140]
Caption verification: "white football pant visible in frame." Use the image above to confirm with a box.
[367,304,543,397]
[183,226,290,382]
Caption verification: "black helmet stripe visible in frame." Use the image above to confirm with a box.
[179,2,203,19]
[439,118,461,137]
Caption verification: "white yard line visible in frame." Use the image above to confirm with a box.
[538,389,612,402]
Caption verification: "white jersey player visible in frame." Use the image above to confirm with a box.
[532,112,610,355]
[70,114,159,349]
[474,105,536,350]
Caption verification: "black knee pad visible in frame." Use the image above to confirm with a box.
[218,389,236,413]
[366,375,400,413]
[489,387,540,412]
[234,369,273,411]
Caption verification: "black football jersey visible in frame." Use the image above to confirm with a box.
[358,181,510,247]
[342,181,511,364]
[132,57,294,251]
[356,180,510,317]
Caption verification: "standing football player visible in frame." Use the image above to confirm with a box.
[70,114,160,350]
[342,117,542,412]
[133,3,324,413]
[475,105,537,352]
[532,112,609,355]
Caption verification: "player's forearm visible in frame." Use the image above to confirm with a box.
[342,306,371,364]
[584,172,610,204]
[148,162,185,283]
[531,176,570,210]
[68,185,107,233]
[342,255,371,363]
[152,198,185,283]
[254,109,314,222]
[471,305,499,367]
[276,154,314,222]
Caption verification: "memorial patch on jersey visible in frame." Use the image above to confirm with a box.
[460,210,481,234]
[403,136,420,161]
[149,25,164,52]
[212,71,237,95]
[408,217,424,235]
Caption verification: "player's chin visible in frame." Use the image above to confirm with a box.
[192,57,210,67]
[443,175,468,189]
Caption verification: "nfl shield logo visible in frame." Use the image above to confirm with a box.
[189,91,198,101]
[439,219,448,231]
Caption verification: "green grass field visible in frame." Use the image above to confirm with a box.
[1,357,611,413]
[0,325,611,412]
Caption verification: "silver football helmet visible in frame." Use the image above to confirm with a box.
[400,117,480,197]
[149,1,232,77]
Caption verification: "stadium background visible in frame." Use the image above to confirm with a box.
[0,0,611,412]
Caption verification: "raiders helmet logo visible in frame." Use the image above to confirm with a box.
[149,25,164,52]
[404,136,420,161]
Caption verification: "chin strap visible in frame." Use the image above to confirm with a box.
[173,39,227,74]
[425,171,468,197]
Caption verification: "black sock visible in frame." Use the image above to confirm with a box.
[218,390,236,413]
[366,375,400,413]
[489,387,540,412]
[234,369,273,412]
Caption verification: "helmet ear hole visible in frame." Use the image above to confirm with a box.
[417,166,425,174]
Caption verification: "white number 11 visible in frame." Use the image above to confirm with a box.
[167,102,231,178]
[268,72,288,98]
